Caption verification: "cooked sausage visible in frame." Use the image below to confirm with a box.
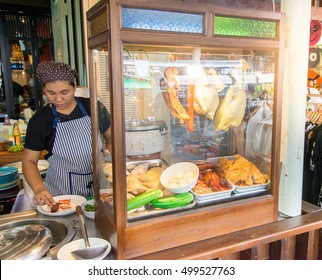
[51,203,60,213]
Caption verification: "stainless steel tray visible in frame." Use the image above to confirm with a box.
[195,187,270,207]
[194,193,233,206]
[126,158,196,222]
[206,155,236,165]
[231,187,270,198]
[126,158,168,170]
[191,185,234,201]
[228,179,270,194]
[206,156,270,194]
[127,200,196,222]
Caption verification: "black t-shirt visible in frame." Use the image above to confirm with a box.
[25,97,111,159]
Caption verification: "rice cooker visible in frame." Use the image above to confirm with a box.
[125,118,167,156]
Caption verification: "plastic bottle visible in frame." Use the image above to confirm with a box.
[12,120,22,145]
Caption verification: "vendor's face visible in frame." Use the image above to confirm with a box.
[43,81,76,112]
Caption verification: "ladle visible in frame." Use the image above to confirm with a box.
[70,206,108,260]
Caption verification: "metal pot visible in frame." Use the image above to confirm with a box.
[125,118,167,156]
[0,224,53,260]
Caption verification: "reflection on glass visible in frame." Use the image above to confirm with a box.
[90,49,114,210]
[122,8,204,33]
[214,16,278,38]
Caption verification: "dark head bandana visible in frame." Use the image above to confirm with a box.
[36,61,78,84]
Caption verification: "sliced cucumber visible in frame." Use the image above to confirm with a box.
[152,192,194,209]
[127,189,163,211]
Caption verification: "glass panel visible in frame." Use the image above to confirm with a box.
[90,48,114,212]
[122,8,204,33]
[215,16,278,38]
[122,46,275,221]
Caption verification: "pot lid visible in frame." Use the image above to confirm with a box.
[125,118,166,132]
[0,224,53,260]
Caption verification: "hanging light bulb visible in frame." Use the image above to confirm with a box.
[187,48,204,79]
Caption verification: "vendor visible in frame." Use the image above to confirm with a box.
[22,61,111,209]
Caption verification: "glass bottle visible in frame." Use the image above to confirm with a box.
[12,120,22,145]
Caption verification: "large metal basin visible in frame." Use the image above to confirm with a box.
[0,217,76,259]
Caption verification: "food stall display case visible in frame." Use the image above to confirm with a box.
[86,0,285,259]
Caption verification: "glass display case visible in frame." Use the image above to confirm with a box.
[86,0,285,259]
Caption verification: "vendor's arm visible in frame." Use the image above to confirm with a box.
[22,148,55,208]
[103,127,112,152]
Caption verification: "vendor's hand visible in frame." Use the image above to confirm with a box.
[33,190,55,208]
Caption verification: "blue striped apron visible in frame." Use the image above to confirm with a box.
[45,99,102,197]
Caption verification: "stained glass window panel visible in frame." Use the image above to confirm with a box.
[215,16,278,38]
[122,8,203,34]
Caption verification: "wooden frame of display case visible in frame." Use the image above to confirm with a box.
[86,0,285,259]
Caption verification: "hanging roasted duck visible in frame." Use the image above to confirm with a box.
[214,79,246,132]
[194,68,223,120]
[160,67,190,123]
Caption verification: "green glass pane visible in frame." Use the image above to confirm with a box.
[214,16,277,38]
[124,78,152,89]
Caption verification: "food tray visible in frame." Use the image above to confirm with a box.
[231,187,270,198]
[195,187,270,207]
[126,158,168,171]
[205,155,236,165]
[194,193,233,206]
[206,156,270,194]
[126,159,196,221]
[191,184,235,201]
[227,178,270,194]
[127,200,196,222]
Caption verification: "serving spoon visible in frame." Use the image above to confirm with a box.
[70,205,108,260]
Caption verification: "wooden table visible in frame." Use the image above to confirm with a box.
[0,150,47,166]
[0,151,25,166]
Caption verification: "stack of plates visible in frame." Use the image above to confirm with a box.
[0,166,19,191]
[4,160,49,175]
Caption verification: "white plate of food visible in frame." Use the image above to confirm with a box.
[57,238,111,260]
[37,195,87,216]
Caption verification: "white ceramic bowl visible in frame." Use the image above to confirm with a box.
[81,199,95,220]
[160,162,199,194]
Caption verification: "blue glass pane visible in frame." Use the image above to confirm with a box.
[122,8,203,33]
